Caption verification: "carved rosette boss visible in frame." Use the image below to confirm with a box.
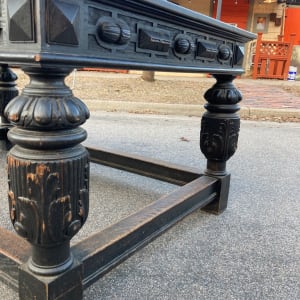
[4,67,90,275]
[200,74,242,176]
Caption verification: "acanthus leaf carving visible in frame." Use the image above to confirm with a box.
[13,196,40,243]
[201,116,240,162]
[48,194,72,242]
[7,153,89,246]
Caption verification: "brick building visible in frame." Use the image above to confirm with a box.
[171,0,300,76]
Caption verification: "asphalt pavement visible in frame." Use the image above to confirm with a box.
[0,111,299,299]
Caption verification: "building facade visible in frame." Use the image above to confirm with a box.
[171,0,300,76]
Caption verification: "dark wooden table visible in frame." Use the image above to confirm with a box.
[0,1,255,299]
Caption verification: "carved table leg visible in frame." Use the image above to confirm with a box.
[200,74,241,214]
[4,67,90,300]
[0,64,18,143]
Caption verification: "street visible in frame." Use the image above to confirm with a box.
[0,112,299,300]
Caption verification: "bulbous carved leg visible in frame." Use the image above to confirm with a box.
[0,64,18,144]
[200,74,241,214]
[4,67,90,300]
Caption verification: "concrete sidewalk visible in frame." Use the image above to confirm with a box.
[75,71,300,122]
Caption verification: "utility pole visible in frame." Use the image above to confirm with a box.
[216,0,222,20]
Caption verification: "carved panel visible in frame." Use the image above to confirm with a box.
[85,1,241,68]
[7,0,35,42]
[47,0,80,45]
[138,26,171,54]
[196,40,218,61]
[0,0,255,71]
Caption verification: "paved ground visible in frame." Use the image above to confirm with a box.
[73,72,300,122]
[235,79,300,110]
[0,112,299,299]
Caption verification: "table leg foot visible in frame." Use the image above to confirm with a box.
[202,173,230,214]
[19,259,83,300]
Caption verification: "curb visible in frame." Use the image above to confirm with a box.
[84,100,300,120]
[85,100,204,116]
[242,107,300,120]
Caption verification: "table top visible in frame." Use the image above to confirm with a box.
[0,0,256,73]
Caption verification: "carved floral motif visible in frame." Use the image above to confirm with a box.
[7,155,89,246]
[200,117,240,162]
